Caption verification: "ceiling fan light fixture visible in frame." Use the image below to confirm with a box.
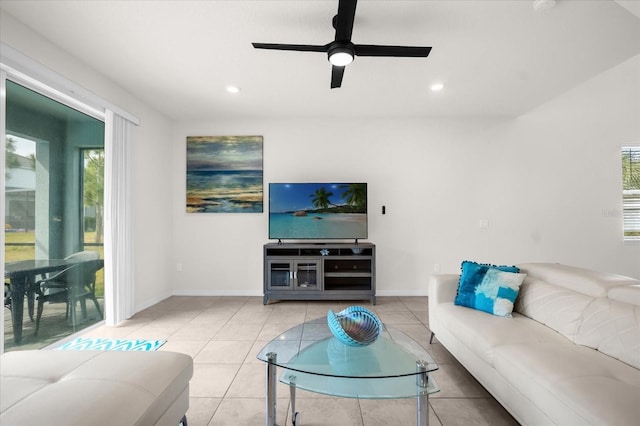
[328,46,354,66]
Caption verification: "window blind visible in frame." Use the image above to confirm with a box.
[622,146,640,241]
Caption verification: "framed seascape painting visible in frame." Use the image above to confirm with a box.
[186,135,263,213]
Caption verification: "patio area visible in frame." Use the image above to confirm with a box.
[3,295,104,351]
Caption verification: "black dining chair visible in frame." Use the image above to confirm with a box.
[3,281,10,310]
[34,251,103,335]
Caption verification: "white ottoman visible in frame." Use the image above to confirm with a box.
[1,350,193,426]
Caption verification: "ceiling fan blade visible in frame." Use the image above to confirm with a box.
[331,65,345,89]
[335,0,357,41]
[354,44,432,57]
[252,43,328,53]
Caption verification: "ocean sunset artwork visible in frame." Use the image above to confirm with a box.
[186,136,263,213]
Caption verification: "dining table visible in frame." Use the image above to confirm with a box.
[4,259,102,344]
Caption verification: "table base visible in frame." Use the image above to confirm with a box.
[264,354,432,426]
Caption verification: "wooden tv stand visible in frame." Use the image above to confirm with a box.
[263,242,376,305]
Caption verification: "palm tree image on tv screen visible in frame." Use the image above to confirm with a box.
[269,183,367,240]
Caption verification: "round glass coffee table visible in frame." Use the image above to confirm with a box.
[257,318,439,426]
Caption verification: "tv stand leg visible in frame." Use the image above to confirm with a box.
[263,295,269,305]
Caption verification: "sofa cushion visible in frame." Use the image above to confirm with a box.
[608,284,640,307]
[575,297,640,369]
[494,341,640,426]
[454,261,524,317]
[434,302,567,366]
[517,263,639,298]
[515,277,595,341]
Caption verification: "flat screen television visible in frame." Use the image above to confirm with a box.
[269,182,368,240]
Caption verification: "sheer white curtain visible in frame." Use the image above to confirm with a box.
[104,110,136,325]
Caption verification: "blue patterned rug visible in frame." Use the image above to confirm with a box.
[56,337,166,351]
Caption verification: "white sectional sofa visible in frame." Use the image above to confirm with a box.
[1,350,193,426]
[429,262,640,426]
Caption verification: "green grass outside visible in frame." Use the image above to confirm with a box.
[5,231,105,296]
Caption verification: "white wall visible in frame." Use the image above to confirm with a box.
[171,55,639,299]
[171,118,516,296]
[493,55,640,277]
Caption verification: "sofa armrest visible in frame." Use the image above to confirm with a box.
[428,274,459,336]
[429,274,459,305]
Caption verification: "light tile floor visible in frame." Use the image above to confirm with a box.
[83,296,518,426]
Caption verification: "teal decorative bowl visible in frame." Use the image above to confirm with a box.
[327,306,382,347]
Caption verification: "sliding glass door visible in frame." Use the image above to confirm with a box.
[4,80,105,351]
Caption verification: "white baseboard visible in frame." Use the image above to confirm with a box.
[133,292,173,315]
[171,289,263,297]
[168,290,427,297]
[131,290,428,316]
[376,290,429,297]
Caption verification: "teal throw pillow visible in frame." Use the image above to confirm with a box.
[454,261,526,317]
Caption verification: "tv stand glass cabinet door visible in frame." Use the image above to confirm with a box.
[265,259,321,291]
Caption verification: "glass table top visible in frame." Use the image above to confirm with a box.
[257,317,440,399]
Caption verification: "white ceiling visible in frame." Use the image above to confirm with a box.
[1,0,639,121]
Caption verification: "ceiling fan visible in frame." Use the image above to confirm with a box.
[252,0,432,89]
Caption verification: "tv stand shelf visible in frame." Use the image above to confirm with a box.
[263,242,376,305]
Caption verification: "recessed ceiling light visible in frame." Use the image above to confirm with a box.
[533,0,556,12]
[430,82,445,92]
[225,85,241,94]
